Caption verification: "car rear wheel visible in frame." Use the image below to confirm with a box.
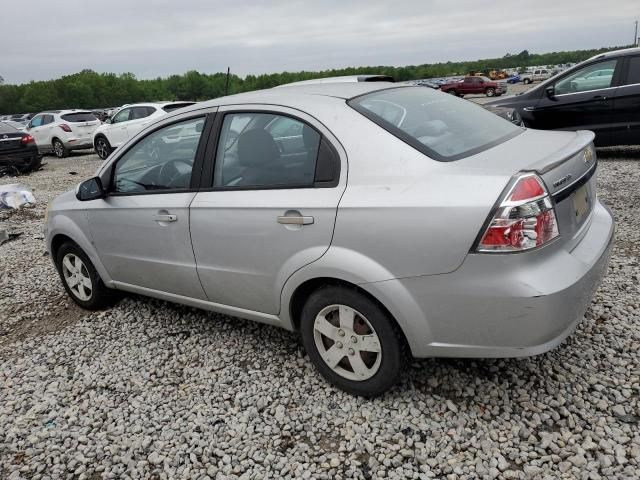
[52,139,68,158]
[485,88,495,97]
[56,242,118,310]
[523,78,531,85]
[95,136,112,160]
[300,286,405,397]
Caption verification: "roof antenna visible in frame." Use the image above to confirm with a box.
[225,67,230,96]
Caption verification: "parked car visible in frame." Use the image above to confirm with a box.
[439,76,503,97]
[520,69,552,84]
[1,120,27,131]
[25,110,101,158]
[507,74,521,84]
[0,121,42,174]
[46,82,614,397]
[486,46,640,146]
[93,102,196,159]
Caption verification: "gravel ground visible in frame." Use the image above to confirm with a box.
[1,151,639,480]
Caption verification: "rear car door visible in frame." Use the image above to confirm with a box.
[610,54,640,146]
[189,106,345,314]
[86,114,210,298]
[531,58,622,143]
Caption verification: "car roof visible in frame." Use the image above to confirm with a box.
[588,46,640,61]
[178,82,400,115]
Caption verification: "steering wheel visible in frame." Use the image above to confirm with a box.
[159,159,193,188]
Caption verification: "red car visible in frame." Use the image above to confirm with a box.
[439,76,503,97]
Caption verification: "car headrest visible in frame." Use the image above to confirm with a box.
[237,129,279,167]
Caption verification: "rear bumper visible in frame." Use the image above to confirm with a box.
[367,200,614,358]
[0,151,41,167]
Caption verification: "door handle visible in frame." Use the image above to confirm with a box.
[592,95,607,101]
[153,214,177,222]
[277,215,314,225]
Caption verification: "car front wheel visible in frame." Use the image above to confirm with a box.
[56,242,118,310]
[300,286,405,397]
[95,136,112,160]
[485,88,495,97]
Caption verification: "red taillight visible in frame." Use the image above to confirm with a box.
[59,124,72,132]
[476,174,559,252]
[21,134,35,145]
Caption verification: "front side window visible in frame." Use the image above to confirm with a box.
[213,112,320,188]
[112,108,132,124]
[554,59,618,95]
[349,86,522,161]
[30,116,44,128]
[112,117,205,193]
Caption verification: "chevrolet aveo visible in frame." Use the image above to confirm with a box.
[45,82,614,397]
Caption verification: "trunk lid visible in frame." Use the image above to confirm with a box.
[0,132,26,152]
[60,112,100,137]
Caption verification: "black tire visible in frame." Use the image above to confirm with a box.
[94,136,112,160]
[17,155,43,174]
[485,88,495,97]
[447,90,457,96]
[55,242,119,310]
[52,138,68,158]
[300,285,406,397]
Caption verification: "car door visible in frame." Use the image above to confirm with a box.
[126,106,157,141]
[189,106,345,314]
[26,115,46,149]
[41,114,56,146]
[530,58,621,143]
[109,107,133,147]
[610,55,640,146]
[86,114,210,298]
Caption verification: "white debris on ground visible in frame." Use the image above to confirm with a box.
[0,151,638,480]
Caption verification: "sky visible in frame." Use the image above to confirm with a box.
[1,0,638,84]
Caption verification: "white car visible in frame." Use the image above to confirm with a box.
[93,102,195,159]
[26,110,101,158]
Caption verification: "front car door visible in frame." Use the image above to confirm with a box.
[610,54,640,146]
[109,107,133,147]
[26,115,46,149]
[530,58,622,144]
[189,106,345,314]
[86,113,211,298]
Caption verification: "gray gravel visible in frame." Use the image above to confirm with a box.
[1,151,639,479]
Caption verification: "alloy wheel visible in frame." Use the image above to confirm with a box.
[313,304,382,381]
[53,140,65,158]
[62,253,93,301]
[96,139,109,159]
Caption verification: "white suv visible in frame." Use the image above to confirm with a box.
[93,102,195,159]
[26,110,101,158]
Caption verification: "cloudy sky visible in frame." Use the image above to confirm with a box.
[2,0,638,84]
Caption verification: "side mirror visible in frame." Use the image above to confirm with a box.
[76,177,105,201]
[105,118,112,124]
[545,86,556,99]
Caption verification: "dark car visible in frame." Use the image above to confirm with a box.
[486,47,640,146]
[0,122,42,174]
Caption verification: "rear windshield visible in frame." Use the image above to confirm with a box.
[61,112,98,122]
[0,122,18,134]
[348,87,522,161]
[163,102,196,113]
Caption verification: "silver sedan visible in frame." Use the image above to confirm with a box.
[45,82,614,396]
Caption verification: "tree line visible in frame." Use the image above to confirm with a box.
[0,45,629,114]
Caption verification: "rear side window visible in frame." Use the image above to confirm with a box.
[61,112,98,122]
[213,112,321,188]
[349,87,522,161]
[42,115,54,125]
[625,56,640,85]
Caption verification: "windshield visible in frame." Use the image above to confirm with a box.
[348,87,522,161]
